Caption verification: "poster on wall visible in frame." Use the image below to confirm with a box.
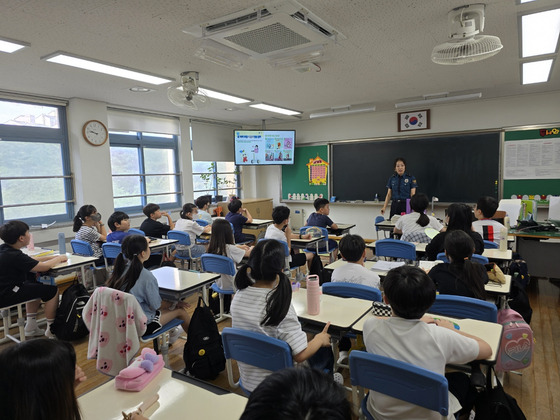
[504,137,560,180]
[307,155,329,185]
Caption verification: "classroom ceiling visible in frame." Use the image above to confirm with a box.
[0,0,559,126]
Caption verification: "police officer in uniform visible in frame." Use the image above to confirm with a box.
[381,157,417,218]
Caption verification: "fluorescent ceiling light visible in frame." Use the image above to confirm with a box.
[198,87,251,104]
[522,9,560,57]
[249,103,301,116]
[395,93,482,109]
[0,37,29,53]
[42,52,173,85]
[310,105,376,119]
[522,59,553,84]
[519,0,537,3]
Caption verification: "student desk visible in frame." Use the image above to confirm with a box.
[374,219,396,232]
[78,368,247,420]
[352,312,503,363]
[291,236,325,253]
[51,253,99,286]
[509,228,560,278]
[328,223,356,236]
[149,238,178,253]
[244,218,273,229]
[152,266,220,304]
[291,288,372,334]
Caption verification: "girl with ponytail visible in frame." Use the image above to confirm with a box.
[175,203,211,259]
[106,234,191,334]
[73,204,107,258]
[428,230,488,300]
[393,193,443,243]
[230,239,333,393]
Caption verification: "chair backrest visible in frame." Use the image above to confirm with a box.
[429,294,497,322]
[102,242,122,259]
[471,254,489,264]
[322,282,382,302]
[167,230,191,246]
[70,239,94,256]
[128,228,145,236]
[375,238,416,261]
[221,327,293,372]
[375,215,385,232]
[483,240,498,249]
[436,252,449,262]
[201,253,236,276]
[349,351,449,417]
[195,219,209,227]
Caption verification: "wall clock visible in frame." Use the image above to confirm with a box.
[82,120,108,146]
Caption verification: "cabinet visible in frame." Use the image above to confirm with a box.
[214,198,273,219]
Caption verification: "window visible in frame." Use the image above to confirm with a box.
[109,131,181,212]
[0,99,73,224]
[192,161,239,200]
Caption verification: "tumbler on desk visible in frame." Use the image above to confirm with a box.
[28,233,35,251]
[58,232,67,255]
[306,274,320,315]
[499,227,507,252]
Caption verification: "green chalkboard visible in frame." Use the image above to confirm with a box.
[503,128,560,199]
[281,145,329,200]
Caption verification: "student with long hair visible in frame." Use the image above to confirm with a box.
[207,218,251,290]
[425,203,484,260]
[73,204,107,258]
[175,203,211,259]
[393,193,443,242]
[428,230,488,300]
[106,234,190,335]
[0,339,86,420]
[231,239,333,393]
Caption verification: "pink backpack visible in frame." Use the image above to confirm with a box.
[495,308,533,372]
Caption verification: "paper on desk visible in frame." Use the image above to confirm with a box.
[418,260,442,271]
[549,196,560,221]
[370,261,406,271]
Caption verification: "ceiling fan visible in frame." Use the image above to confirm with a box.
[432,3,503,65]
[167,71,209,110]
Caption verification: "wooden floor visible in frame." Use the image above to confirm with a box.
[1,276,559,419]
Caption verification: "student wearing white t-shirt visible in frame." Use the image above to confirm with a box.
[265,206,314,269]
[472,196,505,245]
[363,266,491,420]
[332,234,380,289]
[175,203,211,258]
[231,240,334,393]
[393,193,443,243]
[207,219,252,290]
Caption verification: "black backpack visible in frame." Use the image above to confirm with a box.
[50,281,90,341]
[475,367,527,420]
[508,257,530,289]
[183,297,225,380]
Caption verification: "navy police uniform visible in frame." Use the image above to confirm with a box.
[386,173,417,217]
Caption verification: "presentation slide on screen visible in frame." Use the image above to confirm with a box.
[235,130,294,165]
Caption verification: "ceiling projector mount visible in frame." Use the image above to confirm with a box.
[432,3,503,65]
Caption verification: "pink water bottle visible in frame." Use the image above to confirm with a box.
[28,233,35,251]
[306,274,321,315]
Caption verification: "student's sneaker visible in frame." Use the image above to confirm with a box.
[45,328,56,339]
[337,350,349,365]
[24,327,45,337]
[168,326,184,345]
[333,372,344,385]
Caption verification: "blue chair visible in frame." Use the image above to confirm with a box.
[140,318,183,367]
[375,215,387,239]
[322,282,382,302]
[436,253,489,265]
[429,294,497,323]
[195,219,210,244]
[101,242,122,273]
[374,238,416,261]
[201,254,236,323]
[349,351,449,420]
[300,226,338,263]
[483,240,498,249]
[222,327,293,396]
[167,230,198,270]
[128,228,145,236]
[71,239,104,287]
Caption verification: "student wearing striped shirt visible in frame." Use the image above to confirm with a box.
[73,204,107,259]
[230,239,334,393]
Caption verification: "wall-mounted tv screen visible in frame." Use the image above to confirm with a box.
[234,130,295,165]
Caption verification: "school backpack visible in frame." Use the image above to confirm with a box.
[508,257,530,289]
[508,277,533,324]
[183,297,225,380]
[475,367,527,420]
[495,308,533,373]
[50,281,90,341]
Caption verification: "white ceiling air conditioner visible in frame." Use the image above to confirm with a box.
[183,0,345,61]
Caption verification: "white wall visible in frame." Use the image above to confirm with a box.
[251,91,560,239]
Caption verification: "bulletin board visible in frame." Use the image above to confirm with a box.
[281,145,329,200]
[503,127,560,200]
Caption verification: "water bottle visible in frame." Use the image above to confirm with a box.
[374,193,379,202]
[28,233,35,251]
[58,232,67,255]
[306,274,321,315]
[499,226,507,252]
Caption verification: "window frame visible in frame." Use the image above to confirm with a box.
[109,131,181,213]
[0,100,74,225]
[192,161,240,199]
